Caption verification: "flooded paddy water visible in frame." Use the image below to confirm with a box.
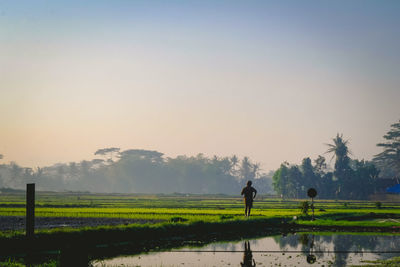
[92,233,400,267]
[92,233,400,266]
[3,231,400,266]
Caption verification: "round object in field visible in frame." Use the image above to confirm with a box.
[307,254,316,264]
[307,188,317,198]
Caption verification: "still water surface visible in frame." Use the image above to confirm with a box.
[92,233,400,267]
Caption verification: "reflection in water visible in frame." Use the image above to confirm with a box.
[304,234,316,264]
[7,233,400,266]
[306,254,316,264]
[241,241,256,267]
[93,233,400,266]
[273,233,400,267]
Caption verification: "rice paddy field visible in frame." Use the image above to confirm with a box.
[1,191,400,234]
[1,191,400,266]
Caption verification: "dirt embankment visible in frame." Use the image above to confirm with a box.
[0,216,163,231]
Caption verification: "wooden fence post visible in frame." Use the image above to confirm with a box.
[26,183,35,238]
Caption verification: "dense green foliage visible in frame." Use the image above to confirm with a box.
[0,150,273,194]
[273,134,381,200]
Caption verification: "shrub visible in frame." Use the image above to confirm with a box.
[375,202,382,209]
[299,201,309,215]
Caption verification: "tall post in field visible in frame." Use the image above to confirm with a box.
[26,183,35,238]
[307,188,317,221]
[311,197,315,221]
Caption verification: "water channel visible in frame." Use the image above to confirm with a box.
[92,233,400,267]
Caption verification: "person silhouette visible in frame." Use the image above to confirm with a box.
[241,241,256,267]
[241,180,257,217]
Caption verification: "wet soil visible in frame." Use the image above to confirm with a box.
[0,216,163,231]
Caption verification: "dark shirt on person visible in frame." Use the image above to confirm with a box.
[241,186,257,201]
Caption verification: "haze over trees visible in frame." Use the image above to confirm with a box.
[0,150,273,195]
[1,120,399,198]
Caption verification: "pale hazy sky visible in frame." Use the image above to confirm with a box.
[1,1,399,170]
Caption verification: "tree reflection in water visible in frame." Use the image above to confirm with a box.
[20,233,400,266]
[274,233,400,267]
[332,234,380,266]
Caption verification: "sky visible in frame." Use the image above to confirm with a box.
[1,0,399,171]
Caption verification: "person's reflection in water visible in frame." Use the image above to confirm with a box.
[241,241,256,267]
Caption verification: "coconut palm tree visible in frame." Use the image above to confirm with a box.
[325,134,352,198]
[326,134,350,161]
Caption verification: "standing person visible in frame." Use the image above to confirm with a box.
[241,180,257,217]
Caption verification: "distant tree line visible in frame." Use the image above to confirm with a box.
[1,119,398,197]
[273,120,400,200]
[0,150,273,195]
[272,151,380,200]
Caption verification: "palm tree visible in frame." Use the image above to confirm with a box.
[325,133,352,197]
[325,133,350,163]
[240,156,252,181]
[229,155,239,177]
[252,162,261,179]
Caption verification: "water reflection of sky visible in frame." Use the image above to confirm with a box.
[93,234,400,267]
